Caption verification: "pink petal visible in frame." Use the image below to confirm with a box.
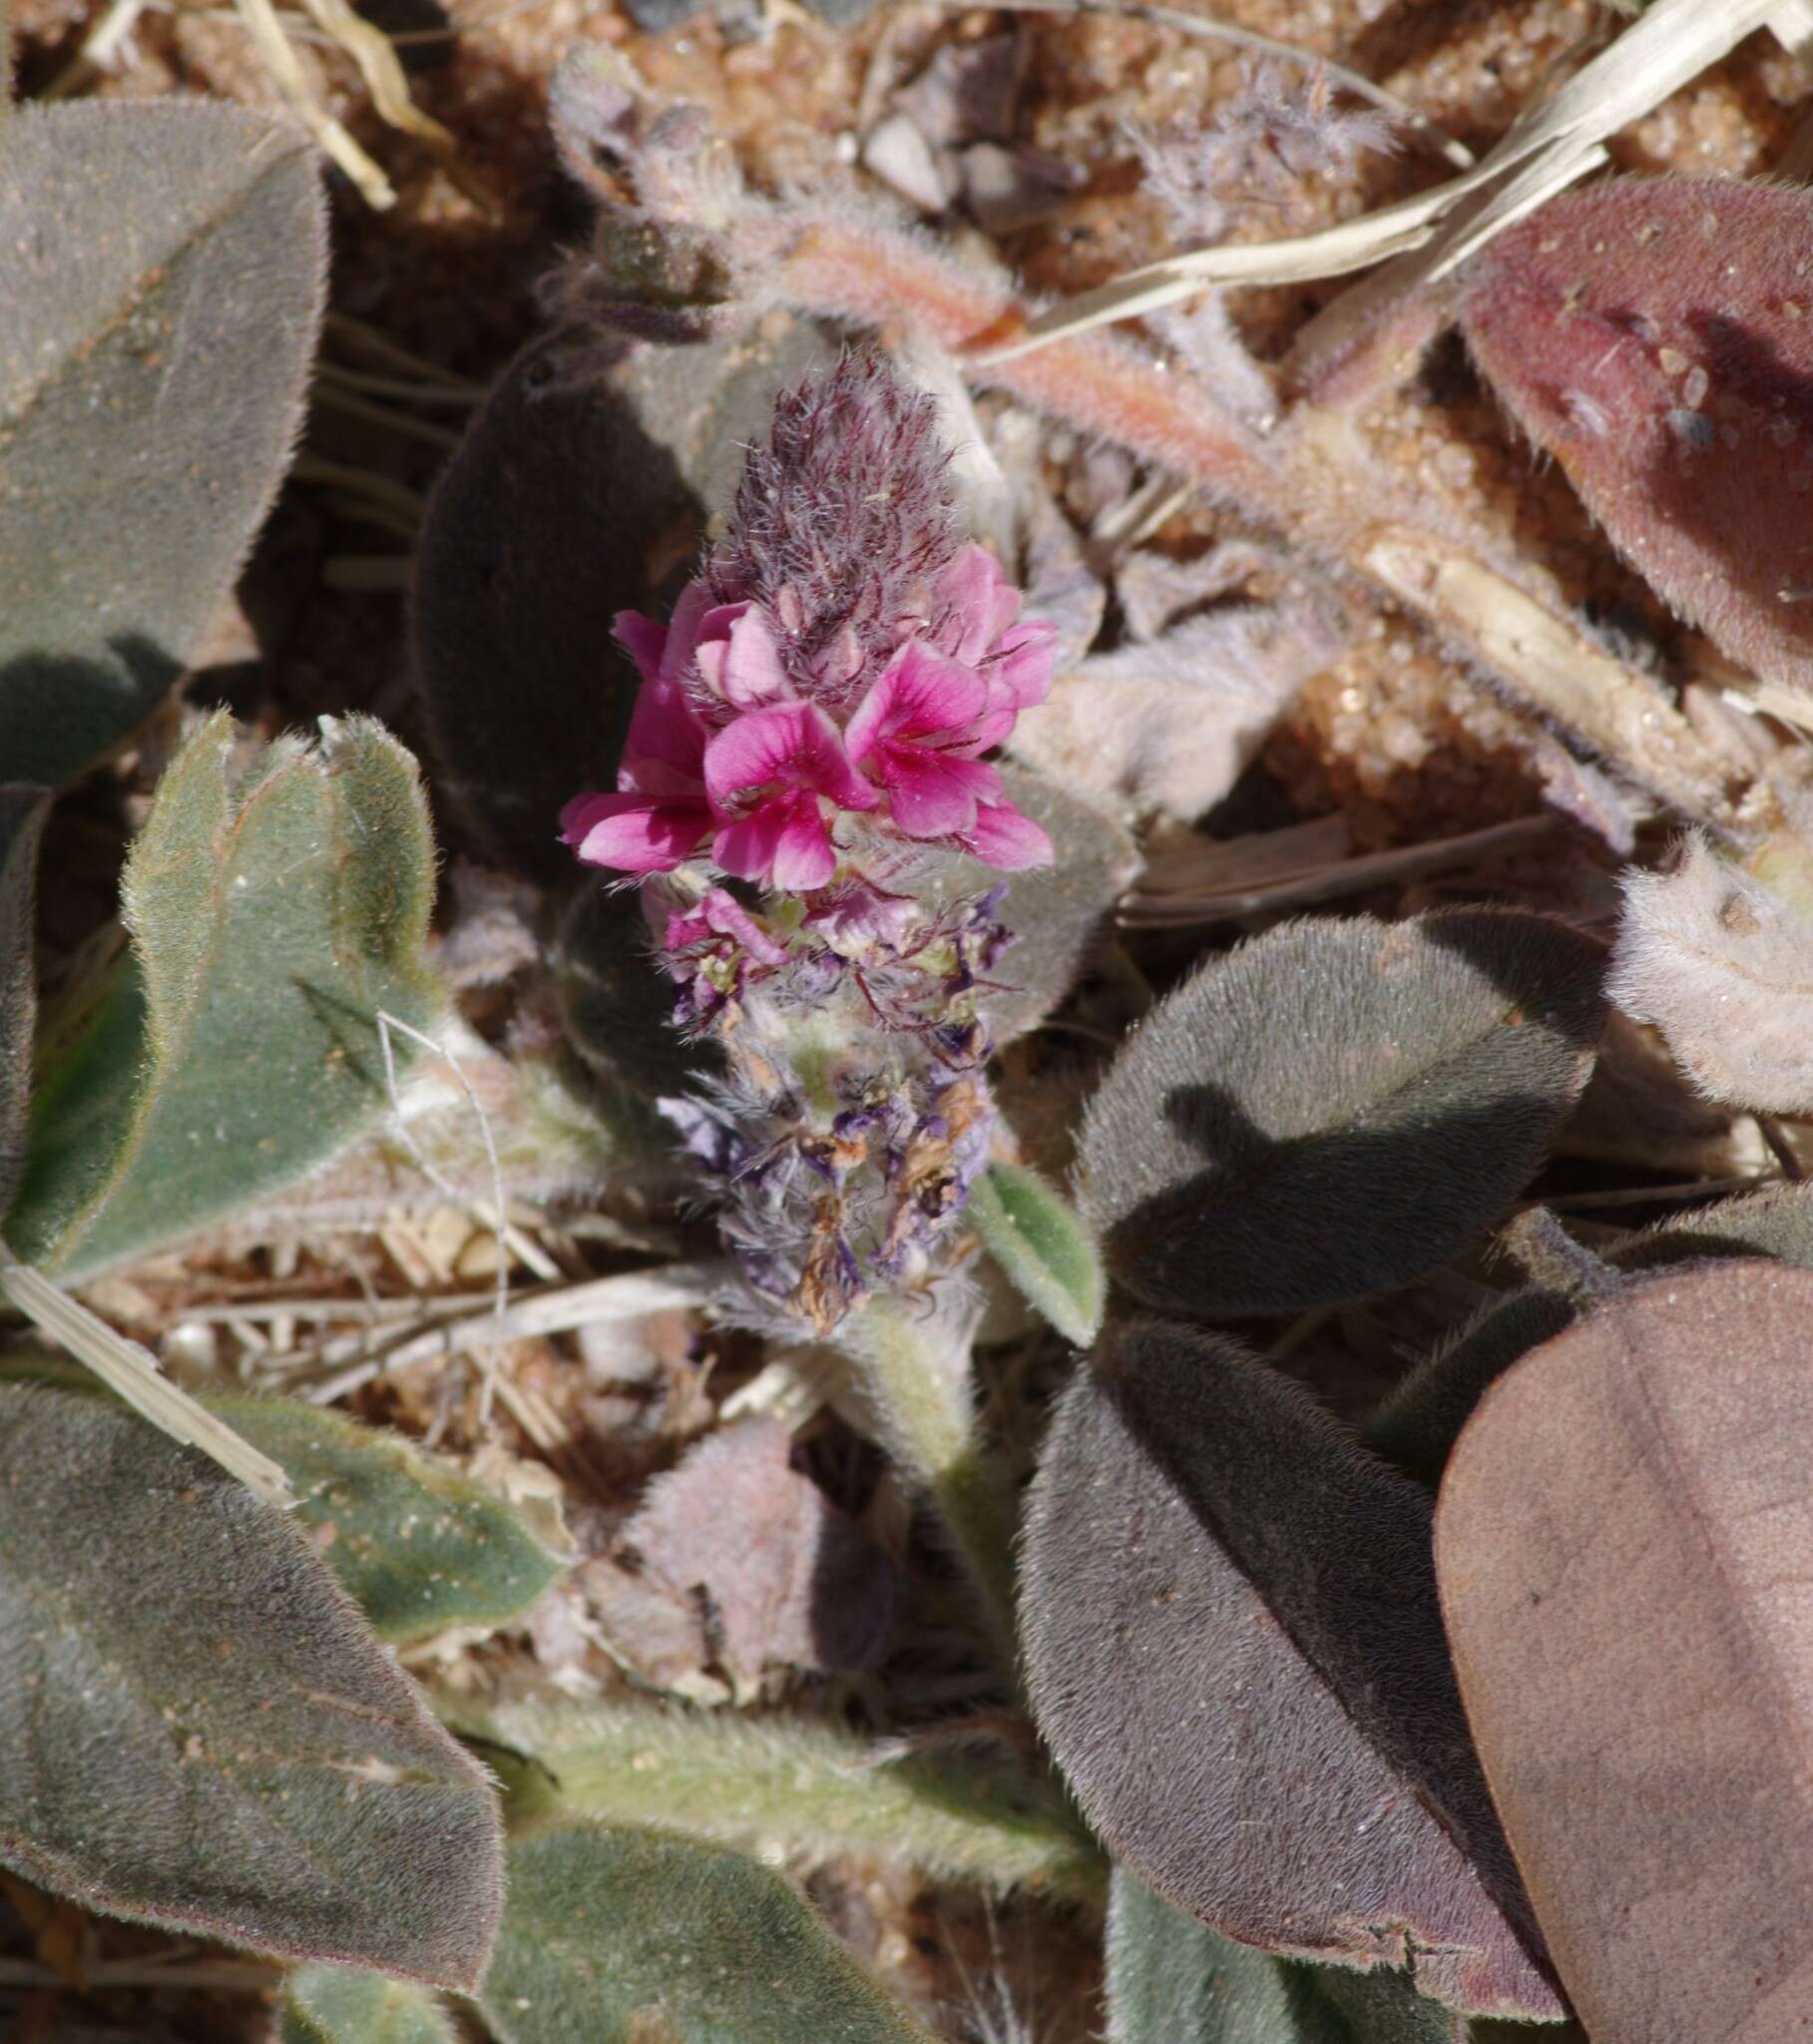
[878,745,1000,837]
[621,674,708,785]
[696,604,794,710]
[567,792,713,873]
[698,885,790,965]
[936,544,1022,663]
[612,610,668,684]
[992,617,1059,712]
[712,790,839,890]
[659,580,715,684]
[957,799,1054,871]
[704,703,877,814]
[846,645,990,766]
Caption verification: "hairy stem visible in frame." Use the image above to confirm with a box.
[841,1293,1022,1682]
[771,215,1734,823]
[453,1696,1104,1899]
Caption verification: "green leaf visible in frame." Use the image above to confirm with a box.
[445,1695,1101,1899]
[6,713,443,1278]
[0,784,48,1215]
[970,1160,1103,1344]
[0,1382,503,1987]
[0,102,326,787]
[481,1819,936,2044]
[203,1394,568,1643]
[1107,1870,1467,2042]
[1077,911,1604,1320]
[280,1968,458,2044]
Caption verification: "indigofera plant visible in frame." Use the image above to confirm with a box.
[559,352,1077,1339]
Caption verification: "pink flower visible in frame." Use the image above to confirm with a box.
[562,640,715,874]
[956,799,1053,871]
[845,645,1004,836]
[703,702,877,891]
[665,886,791,967]
[932,544,1059,724]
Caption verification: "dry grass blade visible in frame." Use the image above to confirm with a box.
[0,1248,292,1506]
[994,0,1782,360]
[291,0,494,214]
[231,0,396,208]
[979,0,1474,168]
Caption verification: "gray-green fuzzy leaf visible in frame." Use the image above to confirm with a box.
[5,713,443,1277]
[0,784,48,1214]
[1107,1871,1466,2042]
[0,1383,503,1987]
[1021,1318,1559,2018]
[205,1394,568,1643]
[970,1160,1103,1344]
[0,102,326,786]
[481,1819,935,2044]
[280,1968,458,2044]
[1077,911,1603,1320]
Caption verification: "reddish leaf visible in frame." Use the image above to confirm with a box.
[1437,1259,1813,2041]
[586,1418,895,1700]
[1021,1318,1561,2020]
[1464,179,1813,691]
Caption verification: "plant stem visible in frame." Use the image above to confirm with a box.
[452,1696,1104,1900]
[841,1293,1023,1681]
[770,215,1735,823]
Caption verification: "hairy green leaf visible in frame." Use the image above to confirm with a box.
[0,784,48,1214]
[1437,1259,1813,2041]
[6,713,443,1277]
[481,1819,935,2044]
[451,1696,1101,1898]
[1107,1864,1479,2042]
[970,1160,1103,1344]
[0,102,325,786]
[205,1395,567,1643]
[0,1383,503,1986]
[280,1967,458,2044]
[1076,912,1603,1319]
[1021,1318,1559,2019]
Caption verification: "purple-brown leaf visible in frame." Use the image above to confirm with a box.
[586,1418,896,1700]
[1437,1259,1813,2041]
[1463,179,1813,691]
[1020,1318,1561,2020]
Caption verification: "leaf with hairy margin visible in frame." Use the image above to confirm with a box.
[1463,180,1813,697]
[1021,1318,1561,2019]
[204,1395,568,1644]
[280,1968,458,2044]
[0,785,48,1215]
[0,102,325,787]
[481,1819,935,2044]
[0,1383,503,1987]
[4,713,443,1278]
[1608,829,1813,1115]
[970,1160,1103,1344]
[1076,911,1603,1320]
[1106,1869,1469,2042]
[1437,1259,1813,2042]
[1371,1182,1813,1489]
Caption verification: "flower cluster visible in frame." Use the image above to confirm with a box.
[561,354,1059,1334]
